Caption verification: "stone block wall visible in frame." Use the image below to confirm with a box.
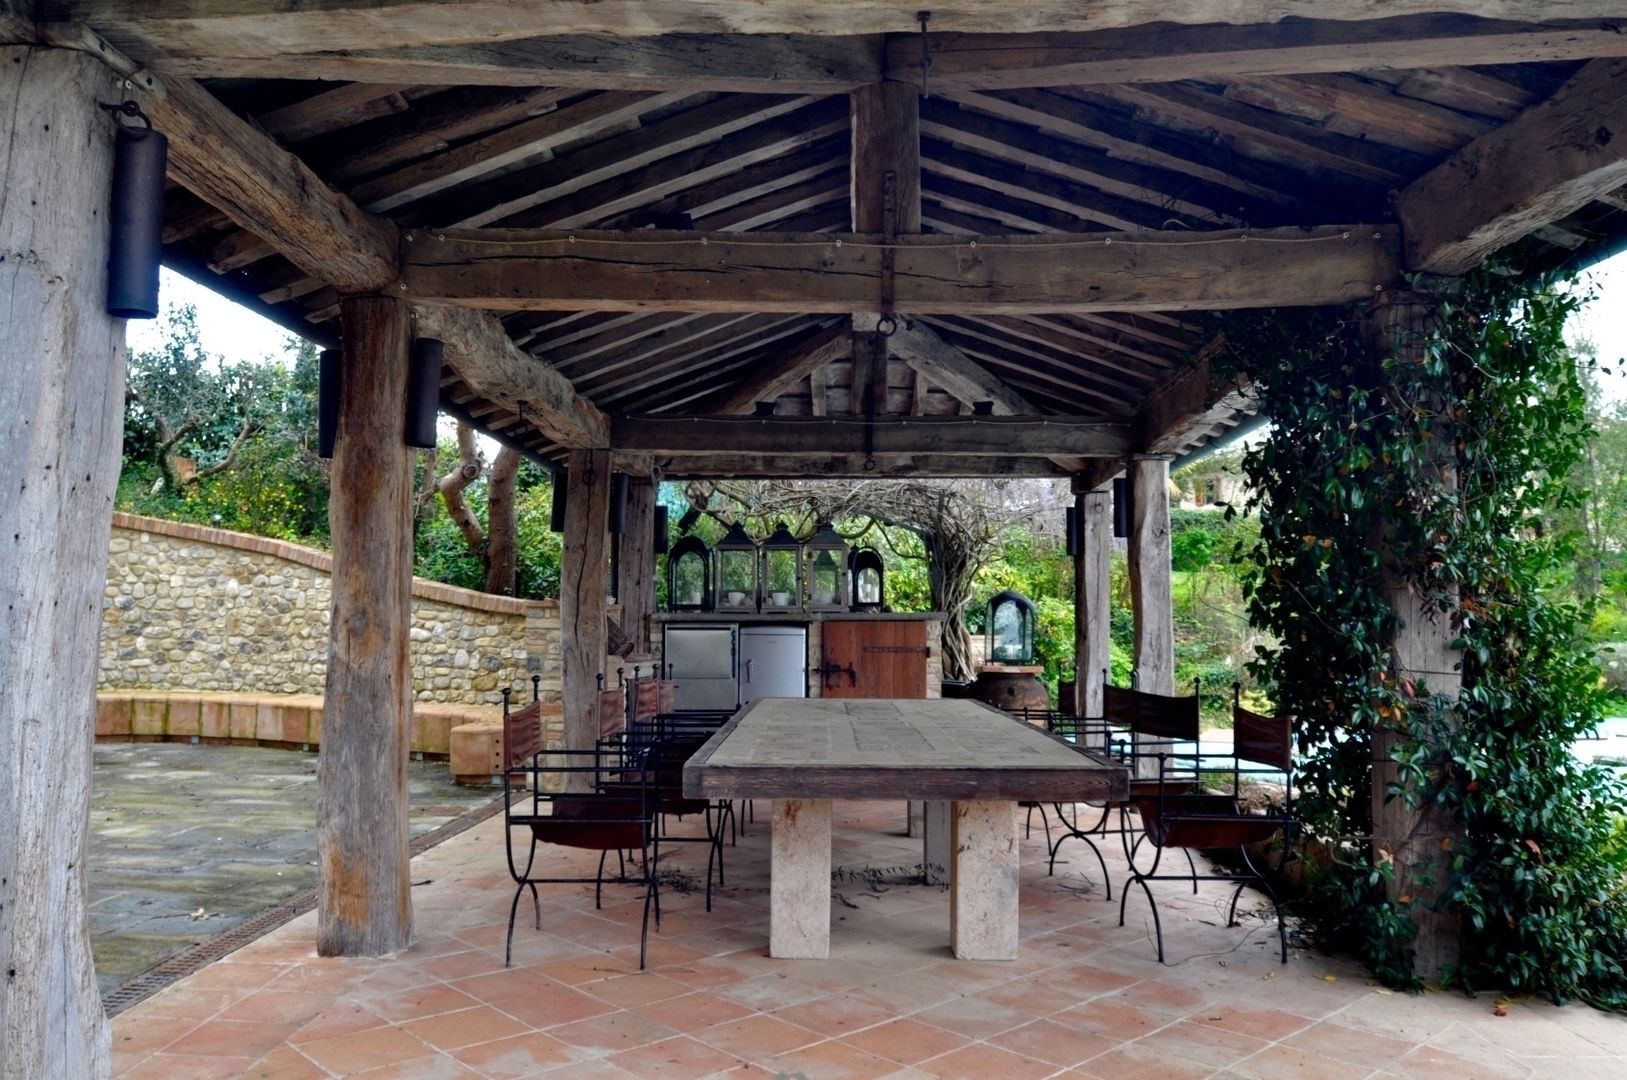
[101,514,560,705]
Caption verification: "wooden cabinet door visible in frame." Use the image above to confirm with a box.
[820,621,928,698]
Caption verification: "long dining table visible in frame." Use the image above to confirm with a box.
[683,697,1127,960]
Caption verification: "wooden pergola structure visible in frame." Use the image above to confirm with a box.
[5,3,1627,1072]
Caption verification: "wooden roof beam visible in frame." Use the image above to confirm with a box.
[403,224,1399,315]
[1140,345,1252,456]
[146,32,883,92]
[413,304,610,449]
[644,453,1071,479]
[889,15,1627,92]
[1399,58,1627,275]
[612,415,1132,458]
[50,2,1627,51]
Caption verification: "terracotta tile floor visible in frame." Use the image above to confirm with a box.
[112,801,1627,1078]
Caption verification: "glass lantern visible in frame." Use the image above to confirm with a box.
[987,590,1036,664]
[714,523,759,612]
[802,523,849,612]
[848,548,885,611]
[666,535,711,611]
[759,523,802,613]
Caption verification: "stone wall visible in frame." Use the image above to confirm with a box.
[101,514,560,705]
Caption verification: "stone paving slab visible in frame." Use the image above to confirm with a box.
[106,797,1627,1078]
[91,742,494,994]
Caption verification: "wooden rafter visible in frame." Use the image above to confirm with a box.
[1399,58,1627,274]
[707,323,851,414]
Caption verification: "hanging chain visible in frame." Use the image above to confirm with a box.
[917,11,933,99]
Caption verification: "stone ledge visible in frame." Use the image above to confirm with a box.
[96,690,503,760]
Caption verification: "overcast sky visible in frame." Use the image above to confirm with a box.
[129,250,1627,400]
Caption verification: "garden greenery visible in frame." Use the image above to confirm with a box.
[1223,267,1627,1007]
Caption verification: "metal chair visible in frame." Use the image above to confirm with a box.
[1044,676,1204,898]
[501,684,660,969]
[1118,686,1296,963]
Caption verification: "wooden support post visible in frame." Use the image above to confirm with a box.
[1128,456,1175,698]
[619,474,658,655]
[562,449,612,754]
[0,46,122,1078]
[1365,293,1464,981]
[319,295,416,957]
[1074,485,1113,717]
[1127,456,1175,772]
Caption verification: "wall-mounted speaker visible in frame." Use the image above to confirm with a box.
[653,505,670,554]
[550,470,568,533]
[317,349,341,459]
[1113,475,1132,539]
[1065,504,1080,557]
[405,338,443,449]
[608,472,630,534]
[106,124,168,320]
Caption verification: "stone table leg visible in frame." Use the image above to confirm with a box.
[921,801,951,885]
[771,798,831,958]
[950,800,1020,960]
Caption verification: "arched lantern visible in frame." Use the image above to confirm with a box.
[849,548,885,611]
[986,590,1036,665]
[715,523,759,612]
[667,535,711,611]
[759,522,802,612]
[803,523,849,612]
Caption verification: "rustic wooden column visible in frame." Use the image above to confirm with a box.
[1128,456,1175,695]
[318,295,416,957]
[1127,456,1175,777]
[0,46,123,1078]
[1366,293,1464,980]
[1073,483,1113,717]
[562,449,611,753]
[618,474,658,655]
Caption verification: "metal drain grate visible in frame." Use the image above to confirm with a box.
[102,795,505,1017]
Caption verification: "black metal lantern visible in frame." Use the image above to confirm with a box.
[667,535,711,611]
[715,523,759,612]
[759,522,802,612]
[987,590,1036,665]
[105,104,168,320]
[803,522,849,612]
[849,548,885,611]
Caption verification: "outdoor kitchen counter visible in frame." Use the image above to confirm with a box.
[683,698,1127,960]
[653,611,945,622]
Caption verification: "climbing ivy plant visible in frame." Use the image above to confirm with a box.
[1221,265,1627,1007]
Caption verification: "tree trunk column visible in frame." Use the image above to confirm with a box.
[1366,293,1464,981]
[1128,456,1175,777]
[319,295,416,957]
[0,46,123,1078]
[618,474,658,655]
[562,449,611,754]
[1073,483,1112,718]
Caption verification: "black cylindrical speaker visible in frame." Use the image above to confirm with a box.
[317,349,341,459]
[1065,504,1079,557]
[608,472,630,534]
[405,338,443,449]
[1113,476,1132,539]
[653,506,669,554]
[550,470,568,533]
[106,125,169,319]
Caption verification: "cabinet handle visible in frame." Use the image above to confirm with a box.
[745,659,754,684]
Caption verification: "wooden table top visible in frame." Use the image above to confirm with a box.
[682,698,1128,801]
